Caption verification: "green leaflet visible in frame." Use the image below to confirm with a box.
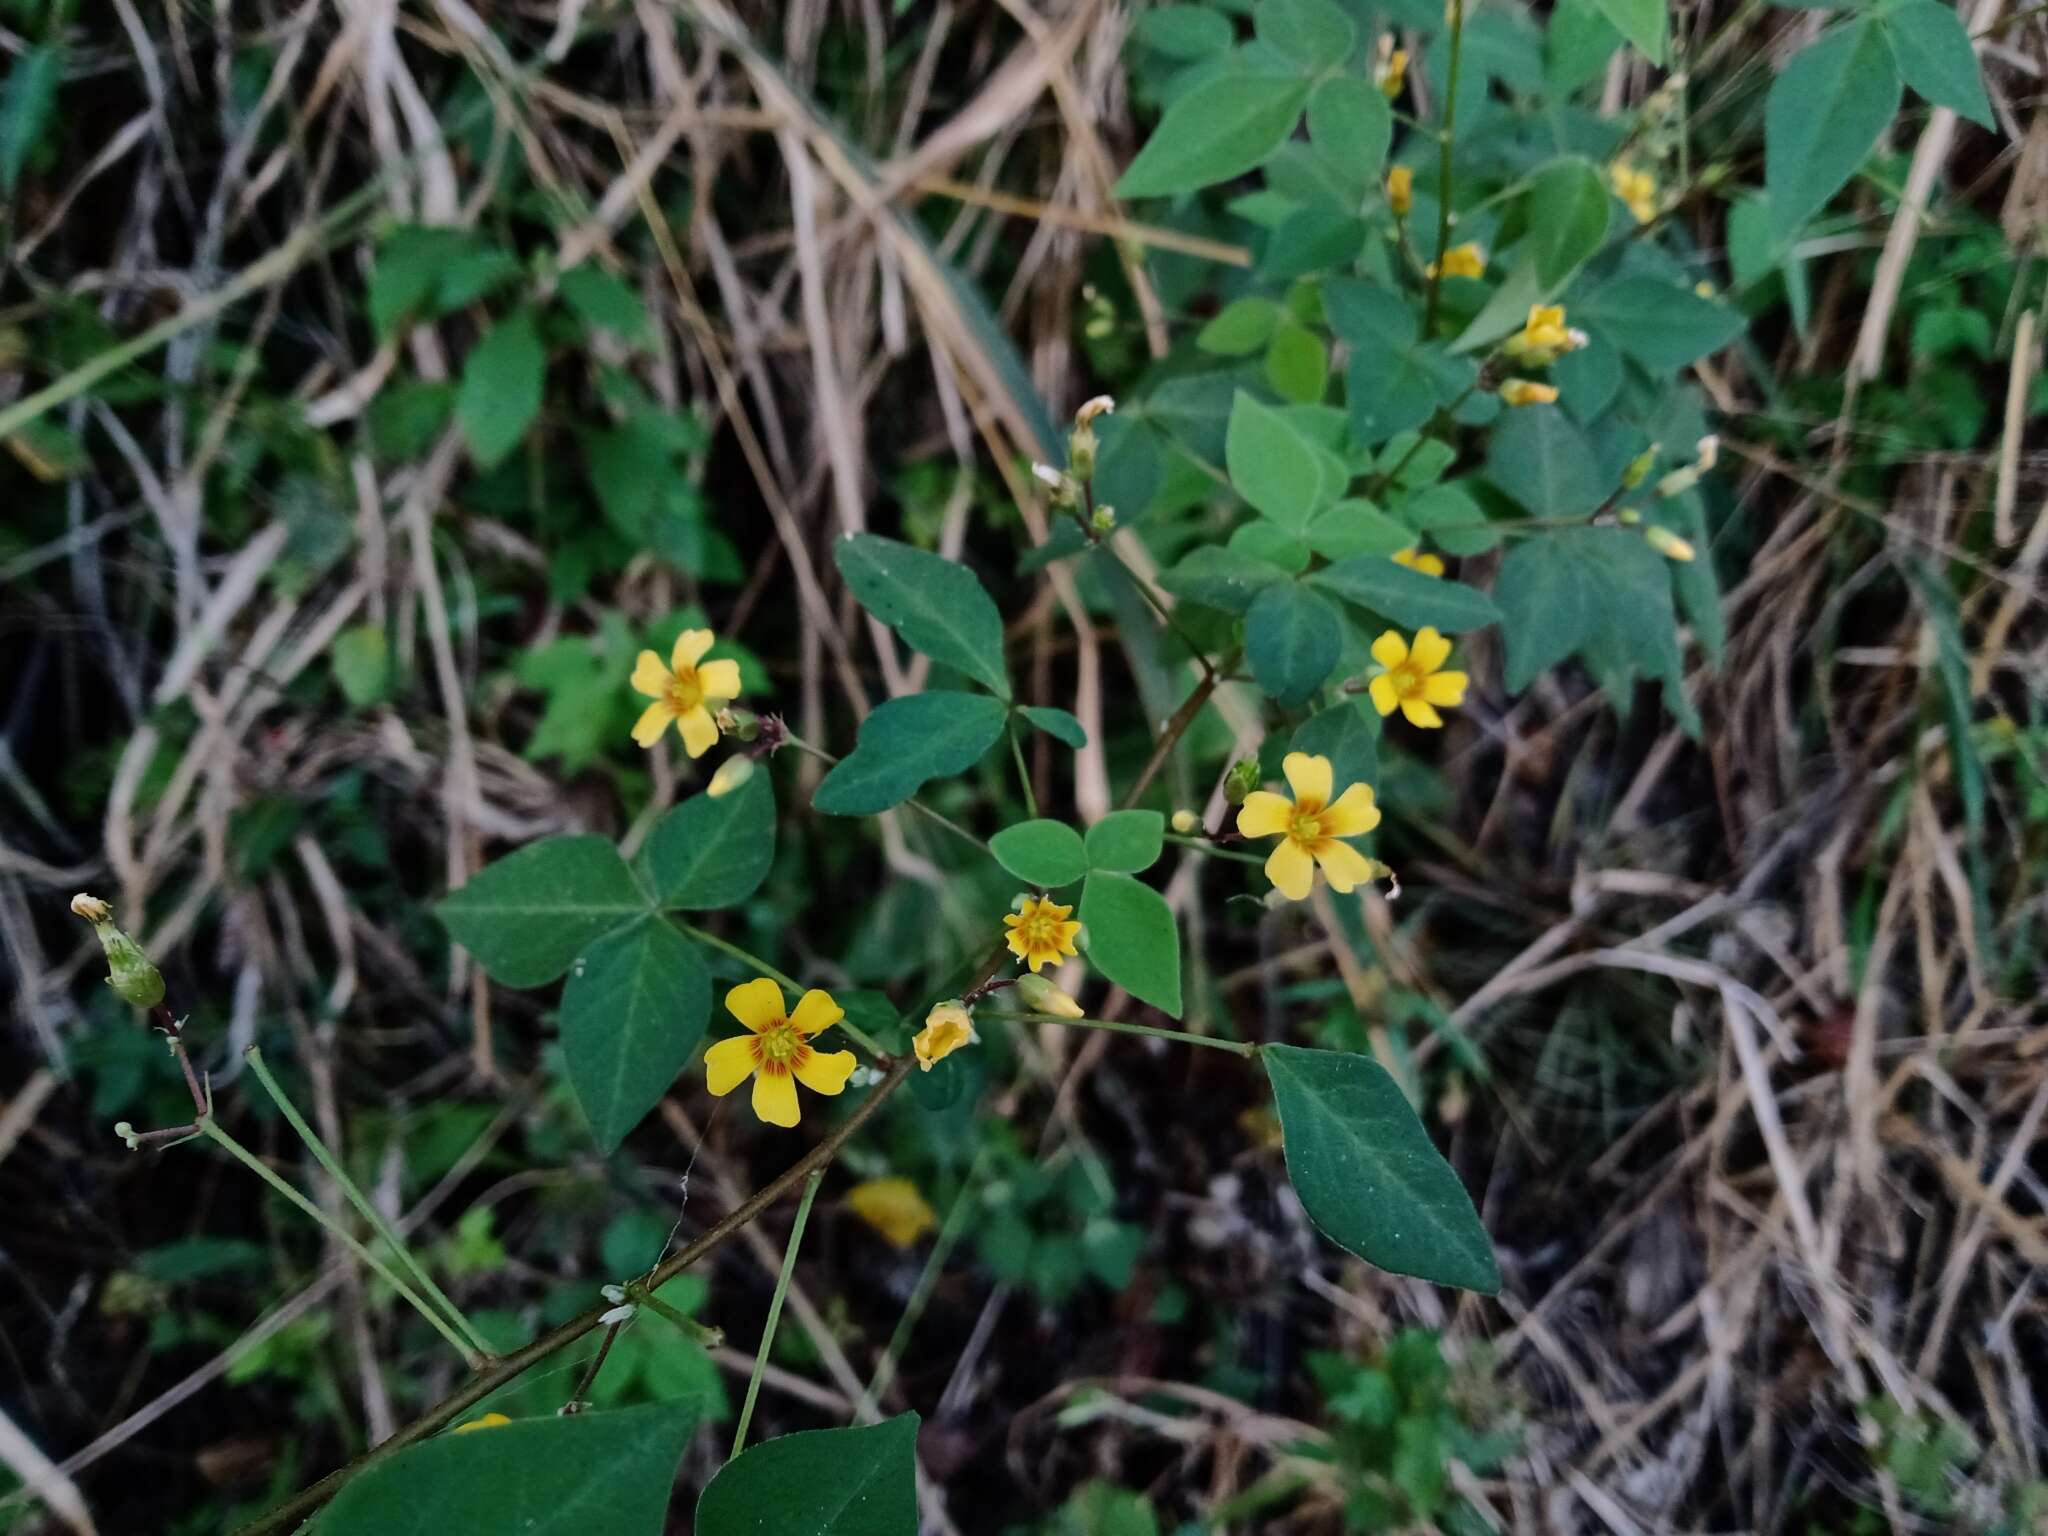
[812,692,1007,816]
[435,837,650,989]
[560,918,711,1153]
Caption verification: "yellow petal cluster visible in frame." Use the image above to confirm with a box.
[1610,160,1658,224]
[1367,628,1468,729]
[1235,753,1382,903]
[1391,547,1445,578]
[1003,896,1081,973]
[630,629,743,759]
[704,979,856,1127]
[1426,243,1486,280]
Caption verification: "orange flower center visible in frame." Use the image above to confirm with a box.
[753,1019,806,1072]
[1391,662,1424,697]
[668,667,704,713]
[1015,912,1058,949]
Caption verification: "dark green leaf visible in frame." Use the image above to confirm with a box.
[316,1402,696,1536]
[835,534,1009,698]
[636,769,775,910]
[1525,158,1610,285]
[1290,702,1380,792]
[1881,1,1992,127]
[1764,20,1902,240]
[1116,75,1310,198]
[0,46,63,196]
[1247,582,1343,705]
[1085,810,1165,874]
[1020,704,1088,748]
[559,264,653,342]
[436,837,649,988]
[696,1416,919,1536]
[1157,545,1286,614]
[1306,75,1391,185]
[457,309,546,470]
[1256,0,1357,67]
[1263,1044,1499,1292]
[1578,276,1745,369]
[1227,390,1333,533]
[1591,0,1667,63]
[812,692,1007,815]
[1309,558,1501,632]
[1483,405,1605,516]
[560,918,711,1152]
[1197,297,1282,357]
[991,819,1089,888]
[1079,872,1182,1018]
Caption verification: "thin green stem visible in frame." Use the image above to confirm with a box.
[1008,722,1038,818]
[730,1168,825,1459]
[1123,645,1241,810]
[1163,832,1266,867]
[672,920,888,1059]
[1422,0,1466,335]
[625,1282,725,1348]
[199,1121,483,1367]
[244,1048,492,1356]
[979,1011,1258,1059]
[859,1149,987,1415]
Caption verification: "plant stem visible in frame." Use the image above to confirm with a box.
[1163,832,1267,867]
[730,1167,824,1459]
[1008,721,1038,818]
[673,920,888,1059]
[1422,0,1466,335]
[1123,646,1241,810]
[624,1282,725,1348]
[230,1055,918,1536]
[243,1048,493,1357]
[198,1121,483,1368]
[978,1010,1258,1059]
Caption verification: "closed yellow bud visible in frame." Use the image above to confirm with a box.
[706,756,755,798]
[1499,378,1558,407]
[1645,525,1696,562]
[1016,973,1084,1019]
[1170,809,1200,834]
[1387,165,1413,217]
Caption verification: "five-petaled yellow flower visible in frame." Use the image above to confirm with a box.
[846,1177,937,1249]
[1426,242,1486,280]
[1502,304,1581,367]
[1387,165,1413,216]
[1610,160,1657,224]
[630,629,743,758]
[1004,895,1081,972]
[1500,378,1559,407]
[914,1001,976,1071]
[1391,547,1444,578]
[705,978,856,1128]
[1368,628,1468,728]
[1236,753,1382,903]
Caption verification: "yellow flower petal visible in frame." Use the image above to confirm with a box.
[704,1034,758,1095]
[1409,627,1452,673]
[632,700,678,747]
[1236,791,1295,839]
[793,1048,856,1097]
[1281,752,1331,808]
[1321,783,1381,839]
[452,1413,512,1435]
[1313,838,1375,893]
[752,1068,800,1127]
[846,1178,936,1249]
[1422,669,1468,707]
[1265,839,1316,902]
[695,658,742,700]
[672,628,715,671]
[1370,630,1409,671]
[726,977,787,1034]
[1399,696,1444,729]
[1368,673,1401,717]
[631,650,673,698]
[789,989,844,1037]
[676,704,720,759]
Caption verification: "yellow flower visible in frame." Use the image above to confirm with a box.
[1377,45,1409,99]
[1610,160,1658,224]
[846,1178,937,1249]
[1425,242,1486,280]
[1501,304,1580,367]
[1003,896,1081,973]
[704,978,857,1128]
[630,629,743,759]
[1016,972,1084,1019]
[1235,752,1382,903]
[1368,628,1468,729]
[1391,547,1445,578]
[452,1413,512,1435]
[913,1001,976,1071]
[1499,378,1559,407]
[1387,165,1413,217]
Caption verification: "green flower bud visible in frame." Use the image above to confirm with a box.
[1068,424,1097,481]
[1224,758,1262,804]
[1621,443,1661,490]
[1090,505,1117,534]
[74,895,165,1009]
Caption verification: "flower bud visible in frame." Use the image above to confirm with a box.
[1090,505,1117,534]
[1224,758,1262,804]
[1031,462,1078,508]
[1016,973,1084,1019]
[1170,809,1200,834]
[73,896,165,1009]
[706,756,755,798]
[1645,525,1696,562]
[1068,425,1097,481]
[1621,443,1661,490]
[1386,165,1413,216]
[1617,507,1642,525]
[720,705,761,742]
[1499,378,1558,407]
[913,1002,976,1072]
[1075,395,1115,427]
[114,1121,140,1151]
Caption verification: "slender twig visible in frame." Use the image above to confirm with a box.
[978,1010,1258,1058]
[243,1048,493,1357]
[228,1055,918,1536]
[153,1005,210,1120]
[1008,721,1038,818]
[561,1322,623,1416]
[1122,646,1241,810]
[672,920,887,1059]
[1163,832,1266,867]
[1421,0,1466,335]
[730,1167,824,1458]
